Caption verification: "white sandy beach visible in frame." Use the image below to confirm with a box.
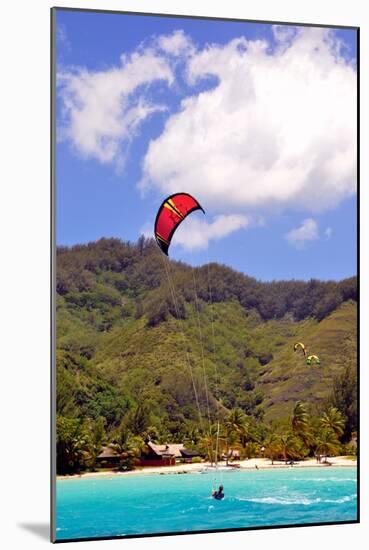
[58,456,356,480]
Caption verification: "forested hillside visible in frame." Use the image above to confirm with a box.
[56,237,357,473]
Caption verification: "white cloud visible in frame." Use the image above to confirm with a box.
[272,24,298,46]
[57,30,198,168]
[172,214,250,251]
[141,27,357,214]
[58,27,356,248]
[56,23,71,53]
[56,24,68,44]
[156,30,194,57]
[325,226,333,239]
[286,218,319,248]
[57,48,174,167]
[141,213,250,251]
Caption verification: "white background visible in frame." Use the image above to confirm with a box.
[1,0,367,548]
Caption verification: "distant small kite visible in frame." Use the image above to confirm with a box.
[154,193,204,255]
[294,342,306,357]
[306,354,320,366]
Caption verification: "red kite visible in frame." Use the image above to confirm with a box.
[154,193,205,255]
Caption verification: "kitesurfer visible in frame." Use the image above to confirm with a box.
[212,485,224,500]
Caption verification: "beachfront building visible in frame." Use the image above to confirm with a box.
[140,442,200,466]
[180,448,200,463]
[222,449,241,462]
[96,445,121,469]
[140,442,183,466]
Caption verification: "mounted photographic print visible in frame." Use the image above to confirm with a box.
[51,7,359,543]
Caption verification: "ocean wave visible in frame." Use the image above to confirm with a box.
[240,496,313,506]
[290,478,356,483]
[323,495,357,503]
[236,494,356,506]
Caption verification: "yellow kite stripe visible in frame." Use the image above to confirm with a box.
[156,232,169,244]
[164,199,184,219]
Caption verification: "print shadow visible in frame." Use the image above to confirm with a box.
[18,522,49,541]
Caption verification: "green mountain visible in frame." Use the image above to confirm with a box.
[56,237,357,441]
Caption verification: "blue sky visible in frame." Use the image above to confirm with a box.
[55,9,357,281]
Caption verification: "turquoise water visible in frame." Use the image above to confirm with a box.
[56,467,357,540]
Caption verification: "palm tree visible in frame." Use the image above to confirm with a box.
[291,401,314,452]
[127,404,150,436]
[278,432,301,463]
[320,407,345,439]
[113,425,144,470]
[142,426,160,443]
[89,416,106,471]
[224,408,248,435]
[129,435,146,461]
[200,424,225,465]
[243,441,259,459]
[223,428,239,466]
[291,402,308,434]
[239,422,260,458]
[224,408,248,465]
[239,432,251,458]
[113,426,130,455]
[56,416,90,474]
[263,433,281,465]
[315,430,341,462]
[184,425,201,447]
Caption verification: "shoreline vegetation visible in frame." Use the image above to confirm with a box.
[58,456,357,480]
[56,398,357,477]
[56,239,357,478]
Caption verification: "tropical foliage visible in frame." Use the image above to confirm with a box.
[56,238,357,474]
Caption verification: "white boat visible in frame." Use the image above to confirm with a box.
[200,466,237,473]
